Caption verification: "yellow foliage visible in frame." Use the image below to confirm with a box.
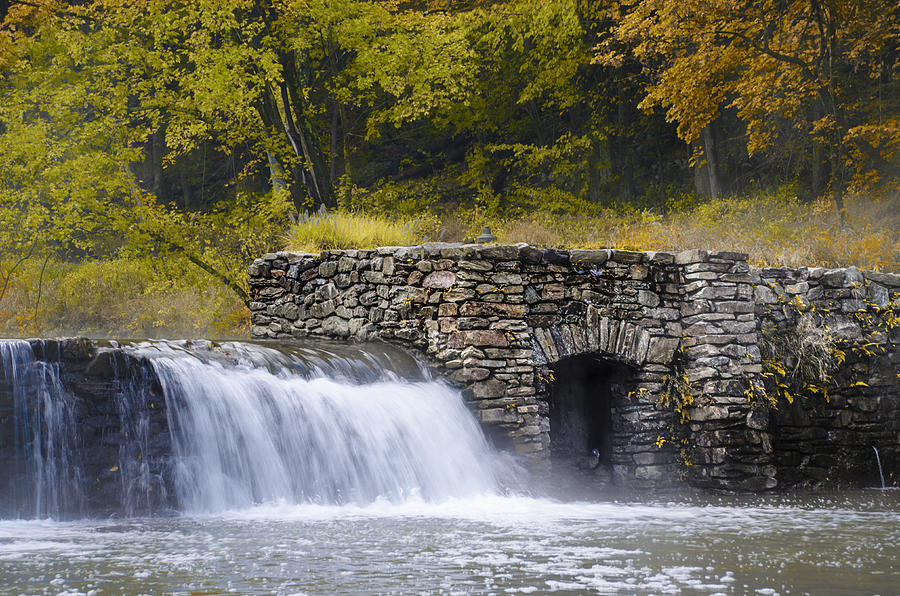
[0,257,248,338]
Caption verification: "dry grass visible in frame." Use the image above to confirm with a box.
[478,194,899,270]
[0,258,249,339]
[284,210,438,252]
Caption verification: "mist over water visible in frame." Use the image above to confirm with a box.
[1,338,898,594]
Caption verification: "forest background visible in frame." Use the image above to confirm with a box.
[0,0,897,338]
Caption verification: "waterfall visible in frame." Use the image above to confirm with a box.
[1,339,508,518]
[873,446,886,490]
[0,340,85,519]
[139,342,503,512]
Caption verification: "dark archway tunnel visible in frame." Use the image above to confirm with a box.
[549,354,636,469]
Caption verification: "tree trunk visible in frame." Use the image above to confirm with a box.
[267,151,288,194]
[831,144,844,213]
[281,54,335,210]
[692,123,722,198]
[253,86,308,212]
[701,124,722,198]
[810,140,825,201]
[329,102,339,187]
[151,127,168,203]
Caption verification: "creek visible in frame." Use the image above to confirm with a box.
[1,338,897,595]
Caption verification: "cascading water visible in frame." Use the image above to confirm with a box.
[129,341,506,512]
[0,340,85,519]
[873,446,886,490]
[1,339,511,518]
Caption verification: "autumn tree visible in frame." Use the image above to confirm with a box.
[603,0,900,202]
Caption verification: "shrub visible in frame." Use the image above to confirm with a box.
[473,192,898,270]
[0,257,248,338]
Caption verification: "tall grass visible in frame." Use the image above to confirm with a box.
[284,209,438,252]
[480,194,899,270]
[283,194,898,270]
[0,257,249,338]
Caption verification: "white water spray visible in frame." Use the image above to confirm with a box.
[130,342,510,512]
[872,446,886,490]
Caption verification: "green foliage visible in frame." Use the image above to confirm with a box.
[0,0,897,337]
[0,256,248,338]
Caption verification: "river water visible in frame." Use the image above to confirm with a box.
[1,491,898,595]
[1,339,898,595]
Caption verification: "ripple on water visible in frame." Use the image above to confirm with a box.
[0,493,898,595]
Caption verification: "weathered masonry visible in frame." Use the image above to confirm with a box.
[249,244,900,491]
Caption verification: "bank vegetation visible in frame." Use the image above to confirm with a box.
[1,0,897,337]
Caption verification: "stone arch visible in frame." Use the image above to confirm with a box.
[530,315,656,368]
[525,304,684,486]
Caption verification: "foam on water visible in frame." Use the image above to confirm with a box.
[0,492,897,595]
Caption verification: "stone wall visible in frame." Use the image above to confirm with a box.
[755,266,900,488]
[249,243,900,491]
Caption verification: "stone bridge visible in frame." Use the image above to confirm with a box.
[249,243,900,491]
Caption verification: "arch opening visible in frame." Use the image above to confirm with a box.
[549,354,636,471]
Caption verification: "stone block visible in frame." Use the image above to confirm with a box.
[541,284,565,300]
[458,260,493,272]
[646,337,680,364]
[443,288,477,302]
[450,367,491,383]
[570,249,609,266]
[675,249,709,264]
[688,406,731,422]
[681,300,712,316]
[460,302,526,317]
[479,245,520,260]
[337,257,355,273]
[318,261,338,277]
[867,283,890,307]
[541,249,570,266]
[423,270,457,289]
[438,303,458,317]
[362,271,387,284]
[693,285,737,300]
[746,406,769,430]
[864,270,900,288]
[321,316,350,337]
[519,245,543,264]
[448,330,509,349]
[609,249,644,264]
[715,301,756,313]
[473,380,508,399]
[491,272,523,285]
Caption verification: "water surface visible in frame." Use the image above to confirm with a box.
[2,491,897,595]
